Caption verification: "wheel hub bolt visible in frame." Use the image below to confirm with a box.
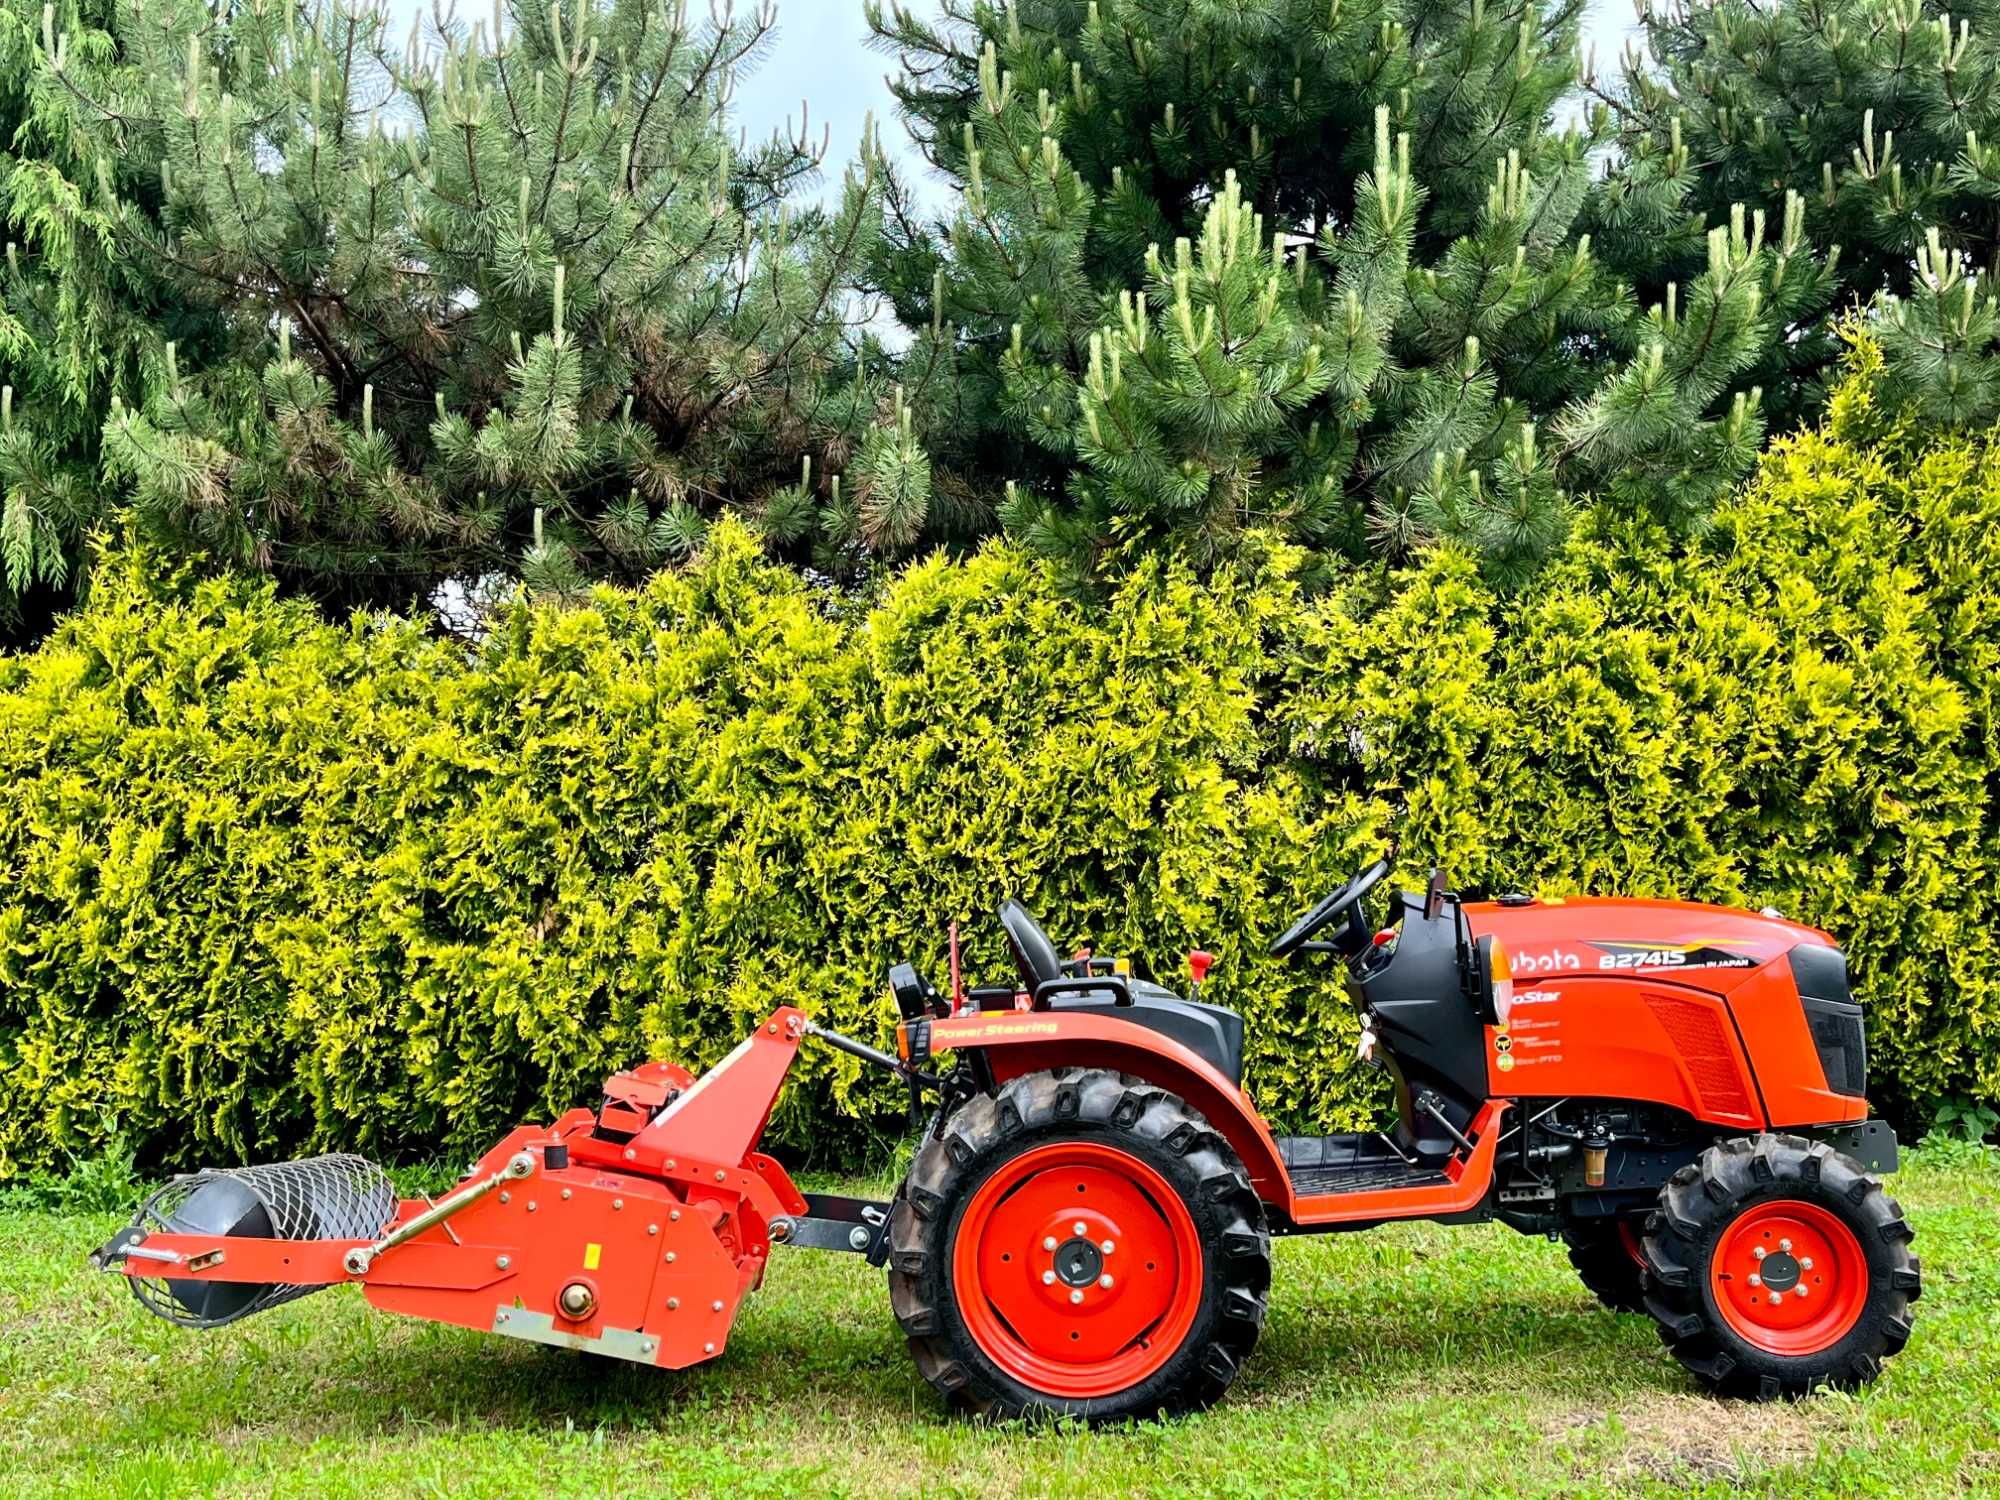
[1043,1236,1057,1251]
[1748,1273,1762,1287]
[1073,1221,1087,1236]
[1794,1285,1808,1298]
[1800,1257,1814,1271]
[1042,1270,1057,1285]
[1069,1289,1084,1305]
[1779,1238,1793,1252]
[1099,1273,1114,1289]
[1752,1246,1767,1261]
[1768,1294,1783,1305]
[1100,1240,1114,1254]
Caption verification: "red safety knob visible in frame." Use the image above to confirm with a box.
[1188,950,1215,986]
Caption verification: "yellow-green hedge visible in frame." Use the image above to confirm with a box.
[1,353,1995,1174]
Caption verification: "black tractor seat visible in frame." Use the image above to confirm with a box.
[1044,979,1246,1086]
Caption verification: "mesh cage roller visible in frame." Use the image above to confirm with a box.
[125,1154,397,1328]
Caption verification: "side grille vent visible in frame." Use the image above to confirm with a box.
[1643,991,1754,1119]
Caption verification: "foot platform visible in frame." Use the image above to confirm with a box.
[1278,1134,1447,1197]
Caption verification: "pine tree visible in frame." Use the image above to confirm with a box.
[865,0,1851,586]
[0,0,204,639]
[41,0,900,612]
[1604,0,2000,428]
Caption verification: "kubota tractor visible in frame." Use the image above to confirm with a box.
[96,862,1918,1419]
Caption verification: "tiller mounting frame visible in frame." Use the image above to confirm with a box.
[92,1006,894,1369]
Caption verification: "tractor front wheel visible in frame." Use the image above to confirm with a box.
[1641,1134,1919,1398]
[1562,1215,1651,1313]
[887,1068,1270,1421]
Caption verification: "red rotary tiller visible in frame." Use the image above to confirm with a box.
[97,866,1921,1419]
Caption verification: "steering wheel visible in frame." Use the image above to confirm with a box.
[998,898,1063,989]
[1269,860,1391,959]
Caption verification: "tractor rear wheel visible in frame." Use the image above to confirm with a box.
[1640,1134,1919,1398]
[1562,1216,1651,1313]
[887,1068,1271,1421]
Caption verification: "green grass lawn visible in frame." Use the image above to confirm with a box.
[4,1144,1996,1499]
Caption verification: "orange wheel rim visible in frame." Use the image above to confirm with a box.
[1709,1199,1868,1356]
[1617,1218,1646,1270]
[952,1140,1203,1399]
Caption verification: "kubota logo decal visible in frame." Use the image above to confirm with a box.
[1589,941,1756,971]
[1511,949,1583,974]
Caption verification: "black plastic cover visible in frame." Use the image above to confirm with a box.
[1790,944,1867,1098]
[1045,979,1246,1084]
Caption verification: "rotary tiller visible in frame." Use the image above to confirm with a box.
[97,863,1919,1418]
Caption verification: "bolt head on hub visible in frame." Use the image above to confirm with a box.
[1042,1270,1057,1285]
[1069,1289,1084,1305]
[1072,1221,1087,1236]
[1748,1273,1762,1287]
[1043,1236,1058,1251]
[1099,1273,1114,1289]
[1752,1246,1767,1260]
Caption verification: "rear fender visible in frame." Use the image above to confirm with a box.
[925,1012,1293,1211]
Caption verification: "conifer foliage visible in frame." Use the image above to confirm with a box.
[1610,0,2000,428]
[866,0,1983,586]
[16,0,2000,610]
[0,0,207,638]
[41,0,895,609]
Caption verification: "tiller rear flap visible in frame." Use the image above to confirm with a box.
[91,1007,891,1369]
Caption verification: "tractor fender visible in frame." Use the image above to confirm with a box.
[925,1012,1292,1209]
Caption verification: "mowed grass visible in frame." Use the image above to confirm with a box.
[3,1146,1996,1498]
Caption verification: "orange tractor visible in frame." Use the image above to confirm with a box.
[97,864,1918,1418]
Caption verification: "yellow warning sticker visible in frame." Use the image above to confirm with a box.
[584,1243,602,1270]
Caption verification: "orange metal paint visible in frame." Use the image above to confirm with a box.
[952,1140,1203,1399]
[1477,974,1766,1130]
[1466,899,1863,1128]
[1463,897,1831,997]
[932,1018,1513,1228]
[628,1008,809,1165]
[1288,1100,1511,1226]
[1722,957,1868,1125]
[928,1012,1293,1207]
[1617,1219,1646,1270]
[117,1009,817,1372]
[1708,1199,1868,1355]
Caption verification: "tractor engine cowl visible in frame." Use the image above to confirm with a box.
[1460,896,1871,1127]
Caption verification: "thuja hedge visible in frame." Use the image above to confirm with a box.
[1,354,1995,1174]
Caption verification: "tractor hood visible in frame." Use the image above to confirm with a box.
[1461,896,1836,996]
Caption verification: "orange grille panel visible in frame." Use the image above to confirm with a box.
[1643,991,1753,1119]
